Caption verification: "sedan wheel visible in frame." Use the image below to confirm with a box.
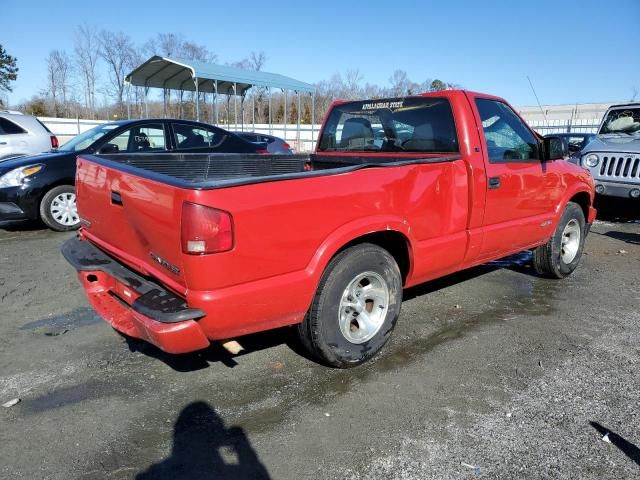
[40,185,81,232]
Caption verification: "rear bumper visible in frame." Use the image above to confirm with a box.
[62,236,210,353]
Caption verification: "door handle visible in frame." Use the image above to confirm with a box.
[0,142,7,145]
[488,177,501,189]
[111,191,123,206]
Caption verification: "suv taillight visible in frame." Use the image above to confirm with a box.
[181,202,233,254]
[282,143,291,150]
[50,135,59,149]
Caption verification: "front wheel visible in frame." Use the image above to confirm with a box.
[532,202,586,278]
[39,185,80,232]
[297,243,403,368]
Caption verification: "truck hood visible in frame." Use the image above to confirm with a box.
[582,135,640,155]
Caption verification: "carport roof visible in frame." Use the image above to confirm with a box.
[125,56,315,95]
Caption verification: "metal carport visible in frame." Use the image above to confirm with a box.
[125,56,316,141]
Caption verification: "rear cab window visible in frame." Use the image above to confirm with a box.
[317,97,459,153]
[0,117,27,135]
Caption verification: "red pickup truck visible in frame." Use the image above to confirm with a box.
[62,90,596,367]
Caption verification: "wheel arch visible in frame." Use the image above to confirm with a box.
[335,231,412,284]
[306,217,414,287]
[568,191,591,222]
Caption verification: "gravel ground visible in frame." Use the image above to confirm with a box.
[0,197,638,480]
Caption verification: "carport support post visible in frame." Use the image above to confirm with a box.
[233,82,238,129]
[240,90,246,131]
[194,77,200,121]
[268,87,272,135]
[214,80,218,125]
[126,81,131,120]
[311,93,315,146]
[296,91,301,150]
[144,86,149,118]
[283,89,288,143]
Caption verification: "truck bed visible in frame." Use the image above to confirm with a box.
[93,152,460,190]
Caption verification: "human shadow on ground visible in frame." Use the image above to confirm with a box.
[136,401,271,480]
[590,421,640,467]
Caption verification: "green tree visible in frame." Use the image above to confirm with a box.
[429,79,446,92]
[0,44,19,93]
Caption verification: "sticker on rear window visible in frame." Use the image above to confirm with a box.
[361,100,404,111]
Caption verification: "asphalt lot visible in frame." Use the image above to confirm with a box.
[0,197,639,480]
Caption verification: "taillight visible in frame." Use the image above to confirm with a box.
[181,202,233,254]
[256,149,269,154]
[50,135,59,149]
[282,143,291,150]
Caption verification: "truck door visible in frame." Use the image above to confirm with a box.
[469,94,561,259]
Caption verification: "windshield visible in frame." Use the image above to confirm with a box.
[317,97,458,153]
[58,123,121,152]
[599,108,640,135]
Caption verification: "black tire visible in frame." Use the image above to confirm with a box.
[532,202,586,278]
[297,243,403,368]
[39,185,80,232]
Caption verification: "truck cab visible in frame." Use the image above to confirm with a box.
[578,103,640,199]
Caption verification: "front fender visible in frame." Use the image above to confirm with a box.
[554,175,596,224]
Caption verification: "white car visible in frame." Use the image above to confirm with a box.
[0,111,58,161]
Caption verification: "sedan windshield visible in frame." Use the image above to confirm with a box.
[58,123,121,152]
[599,108,640,135]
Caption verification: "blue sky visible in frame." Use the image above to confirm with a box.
[3,0,639,107]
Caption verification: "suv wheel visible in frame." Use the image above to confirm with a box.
[40,185,80,232]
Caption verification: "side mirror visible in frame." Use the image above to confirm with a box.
[543,136,568,161]
[99,143,120,154]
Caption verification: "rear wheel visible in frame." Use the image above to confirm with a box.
[297,243,403,368]
[40,185,80,232]
[532,202,585,278]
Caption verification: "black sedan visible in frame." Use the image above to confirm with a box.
[0,118,265,231]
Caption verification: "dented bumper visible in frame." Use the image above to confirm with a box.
[61,236,210,353]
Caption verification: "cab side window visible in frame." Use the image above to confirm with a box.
[475,99,539,162]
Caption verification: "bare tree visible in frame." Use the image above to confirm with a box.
[344,69,363,100]
[389,70,410,96]
[144,33,187,117]
[47,50,72,117]
[249,51,266,71]
[74,25,100,118]
[45,52,59,116]
[99,30,135,117]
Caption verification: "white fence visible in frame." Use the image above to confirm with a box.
[40,115,604,151]
[528,118,601,135]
